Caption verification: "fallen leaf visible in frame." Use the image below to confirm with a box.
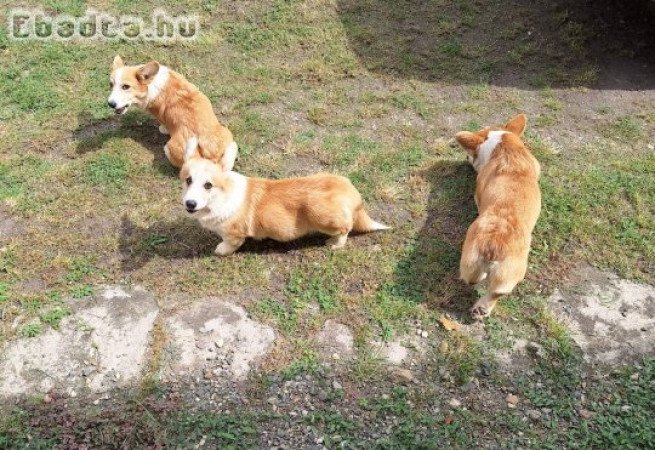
[444,415,455,425]
[440,317,461,332]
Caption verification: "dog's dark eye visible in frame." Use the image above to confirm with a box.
[204,182,213,190]
[121,84,130,90]
[186,176,192,185]
[109,81,114,88]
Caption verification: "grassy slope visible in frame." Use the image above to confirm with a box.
[0,0,654,448]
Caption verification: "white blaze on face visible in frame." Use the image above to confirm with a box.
[473,130,507,171]
[183,162,215,212]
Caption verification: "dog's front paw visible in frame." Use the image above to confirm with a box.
[215,242,236,256]
[327,235,348,249]
[159,124,169,135]
[470,305,490,321]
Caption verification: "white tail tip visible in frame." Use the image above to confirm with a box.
[370,220,391,231]
[184,136,199,161]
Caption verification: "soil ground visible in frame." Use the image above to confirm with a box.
[0,0,654,448]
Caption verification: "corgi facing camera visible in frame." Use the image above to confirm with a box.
[107,55,237,171]
[180,140,389,256]
[455,114,541,320]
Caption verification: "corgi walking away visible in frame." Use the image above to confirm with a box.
[455,114,541,320]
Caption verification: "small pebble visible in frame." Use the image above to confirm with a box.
[394,368,415,384]
[448,398,462,408]
[527,409,541,420]
[579,409,593,420]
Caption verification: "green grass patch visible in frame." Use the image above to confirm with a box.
[167,412,262,448]
[40,306,71,330]
[19,322,42,338]
[535,150,655,279]
[603,116,644,141]
[281,348,320,380]
[84,153,129,188]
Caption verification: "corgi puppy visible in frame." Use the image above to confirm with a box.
[455,114,541,320]
[180,151,389,256]
[107,55,238,171]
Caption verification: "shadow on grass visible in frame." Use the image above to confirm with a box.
[118,216,336,271]
[390,160,479,320]
[337,0,655,89]
[73,111,175,177]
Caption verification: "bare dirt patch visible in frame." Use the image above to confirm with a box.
[0,205,24,242]
[550,266,655,364]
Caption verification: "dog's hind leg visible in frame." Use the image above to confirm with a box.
[460,244,487,285]
[164,133,186,168]
[470,257,526,320]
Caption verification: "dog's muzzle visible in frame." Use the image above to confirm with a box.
[107,100,128,115]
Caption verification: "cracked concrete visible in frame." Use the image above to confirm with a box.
[0,288,277,400]
[0,286,158,398]
[163,299,276,381]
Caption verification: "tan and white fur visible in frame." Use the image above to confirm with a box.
[455,114,541,320]
[107,55,237,171]
[180,144,389,256]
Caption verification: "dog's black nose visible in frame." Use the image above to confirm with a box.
[107,100,117,108]
[185,200,197,210]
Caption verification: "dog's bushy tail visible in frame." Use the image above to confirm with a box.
[474,216,515,262]
[352,207,390,232]
[184,136,199,161]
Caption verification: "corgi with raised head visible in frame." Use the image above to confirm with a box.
[455,114,541,320]
[107,56,237,171]
[179,144,389,256]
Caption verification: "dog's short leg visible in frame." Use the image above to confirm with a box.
[470,293,502,321]
[327,234,348,249]
[159,124,169,135]
[215,239,244,256]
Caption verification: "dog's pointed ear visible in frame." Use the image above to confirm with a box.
[504,114,527,136]
[136,61,160,84]
[455,131,484,151]
[112,55,124,70]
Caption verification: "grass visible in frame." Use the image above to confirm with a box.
[0,0,653,446]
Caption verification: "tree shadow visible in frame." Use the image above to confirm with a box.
[73,111,175,177]
[337,0,655,89]
[392,160,479,321]
[118,215,338,272]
